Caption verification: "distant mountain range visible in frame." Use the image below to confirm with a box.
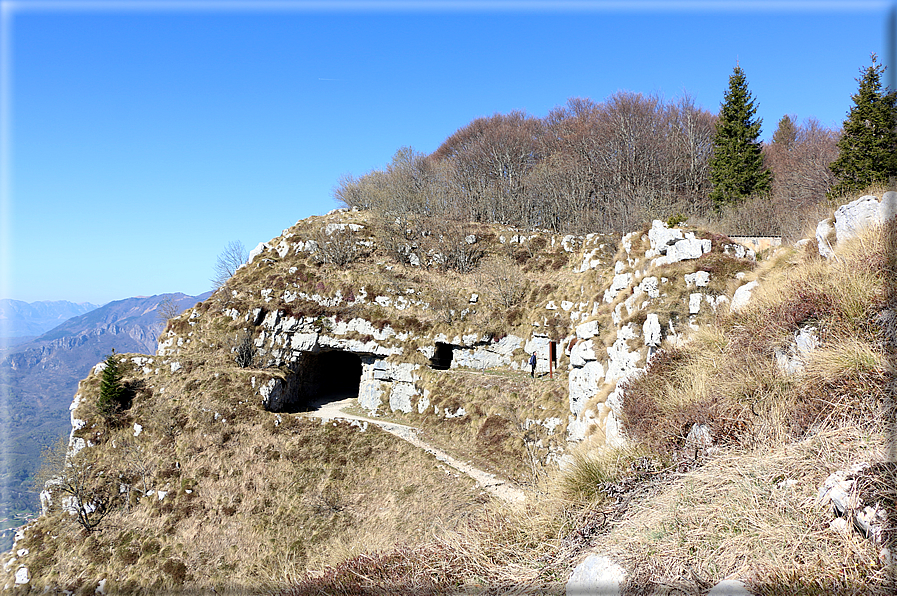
[0,292,212,524]
[0,299,101,344]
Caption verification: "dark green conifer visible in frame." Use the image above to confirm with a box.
[709,65,771,211]
[828,54,897,197]
[97,349,125,418]
[771,114,797,150]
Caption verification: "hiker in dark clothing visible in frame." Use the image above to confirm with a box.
[529,352,537,378]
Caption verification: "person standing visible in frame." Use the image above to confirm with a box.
[529,351,537,378]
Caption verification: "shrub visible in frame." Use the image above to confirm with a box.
[477,255,528,309]
[315,226,360,268]
[666,213,687,227]
[234,330,256,368]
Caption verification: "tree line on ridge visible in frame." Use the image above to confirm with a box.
[334,55,895,239]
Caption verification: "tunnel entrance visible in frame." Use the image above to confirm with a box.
[429,342,454,370]
[284,350,363,412]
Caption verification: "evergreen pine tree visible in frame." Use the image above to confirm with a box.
[771,114,797,149]
[97,349,125,418]
[708,65,771,211]
[828,54,897,198]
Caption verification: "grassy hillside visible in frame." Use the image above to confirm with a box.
[2,194,893,594]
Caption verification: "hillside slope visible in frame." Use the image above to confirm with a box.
[0,292,211,534]
[2,195,894,594]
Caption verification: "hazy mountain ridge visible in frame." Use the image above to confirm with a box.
[0,300,101,340]
[0,292,211,532]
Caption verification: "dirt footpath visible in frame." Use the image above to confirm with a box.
[305,397,526,505]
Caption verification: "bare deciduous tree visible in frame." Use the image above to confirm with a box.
[315,226,360,268]
[212,241,249,289]
[34,437,116,532]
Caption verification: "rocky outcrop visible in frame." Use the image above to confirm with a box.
[147,213,762,452]
[816,463,893,567]
[816,192,897,257]
[774,325,819,375]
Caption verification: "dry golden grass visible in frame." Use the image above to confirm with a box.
[560,443,664,503]
[409,367,570,486]
[622,215,893,457]
[601,423,891,595]
[14,346,493,594]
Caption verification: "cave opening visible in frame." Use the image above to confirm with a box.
[284,350,363,412]
[429,342,454,370]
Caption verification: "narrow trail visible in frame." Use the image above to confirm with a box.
[302,395,527,505]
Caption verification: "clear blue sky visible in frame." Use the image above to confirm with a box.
[0,1,892,305]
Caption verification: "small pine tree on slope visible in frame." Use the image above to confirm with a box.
[709,65,771,211]
[97,349,125,419]
[828,53,897,198]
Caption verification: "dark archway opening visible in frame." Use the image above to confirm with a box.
[284,350,363,412]
[429,342,454,370]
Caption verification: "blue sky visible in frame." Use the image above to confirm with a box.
[0,0,892,305]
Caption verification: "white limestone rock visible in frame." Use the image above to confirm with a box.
[705,294,728,312]
[525,334,551,357]
[730,281,759,312]
[259,378,286,411]
[452,347,504,370]
[246,241,269,265]
[566,554,626,596]
[570,339,597,368]
[722,243,755,260]
[14,566,29,585]
[689,293,703,315]
[637,276,659,298]
[69,436,87,457]
[566,410,598,442]
[643,314,661,347]
[568,361,604,416]
[648,219,684,254]
[817,194,897,258]
[604,408,626,448]
[775,325,819,375]
[684,271,710,287]
[290,333,319,352]
[603,273,632,303]
[835,195,882,243]
[371,360,416,383]
[576,319,600,340]
[358,379,385,414]
[445,407,466,419]
[389,383,417,413]
[881,191,897,221]
[605,325,640,383]
[668,237,711,262]
[417,390,430,414]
